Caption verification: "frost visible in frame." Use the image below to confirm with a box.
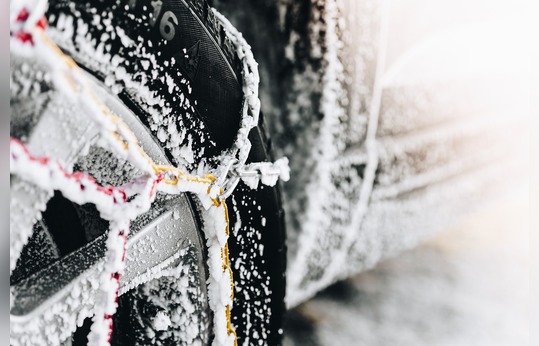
[237,157,290,189]
[10,3,289,346]
[152,304,178,330]
[127,246,210,345]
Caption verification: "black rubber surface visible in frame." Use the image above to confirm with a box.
[49,0,243,160]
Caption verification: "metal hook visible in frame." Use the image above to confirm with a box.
[216,158,239,187]
[220,176,241,200]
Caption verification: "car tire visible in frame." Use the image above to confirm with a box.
[11,0,286,345]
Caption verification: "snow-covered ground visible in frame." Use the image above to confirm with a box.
[283,186,529,346]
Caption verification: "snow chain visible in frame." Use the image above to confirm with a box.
[10,5,288,346]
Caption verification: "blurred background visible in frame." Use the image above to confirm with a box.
[211,0,536,344]
[283,185,529,345]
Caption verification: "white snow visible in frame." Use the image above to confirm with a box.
[152,311,172,331]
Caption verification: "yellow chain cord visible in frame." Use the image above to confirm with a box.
[221,201,238,346]
[37,29,237,345]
